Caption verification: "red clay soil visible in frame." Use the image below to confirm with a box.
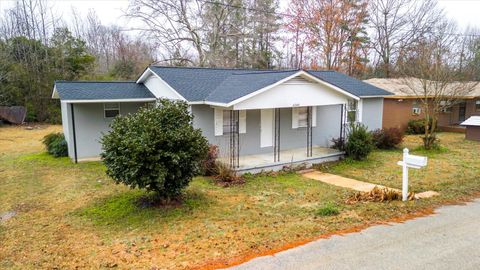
[194,195,480,270]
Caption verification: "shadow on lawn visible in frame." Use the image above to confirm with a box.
[76,189,213,228]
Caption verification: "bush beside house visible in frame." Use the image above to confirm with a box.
[372,128,404,149]
[42,132,68,157]
[101,99,209,200]
[345,123,375,160]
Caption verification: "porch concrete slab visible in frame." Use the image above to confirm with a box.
[220,146,342,171]
[301,171,390,192]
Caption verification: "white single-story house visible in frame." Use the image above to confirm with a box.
[52,66,391,173]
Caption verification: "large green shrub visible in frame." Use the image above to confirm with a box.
[42,132,68,157]
[101,99,209,199]
[372,128,404,149]
[345,123,374,160]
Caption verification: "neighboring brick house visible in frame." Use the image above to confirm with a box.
[365,78,480,132]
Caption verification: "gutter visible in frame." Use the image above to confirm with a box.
[70,103,78,163]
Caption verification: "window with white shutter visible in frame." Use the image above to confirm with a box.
[292,107,316,128]
[214,109,246,136]
[214,108,223,136]
[239,110,246,133]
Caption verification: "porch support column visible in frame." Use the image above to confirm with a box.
[229,110,240,169]
[339,103,346,142]
[274,108,281,162]
[306,106,313,157]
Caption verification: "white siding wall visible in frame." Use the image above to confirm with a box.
[361,98,384,130]
[68,102,147,160]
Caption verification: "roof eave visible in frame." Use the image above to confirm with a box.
[60,98,157,103]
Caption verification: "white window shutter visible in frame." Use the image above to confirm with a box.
[239,110,246,134]
[357,99,363,123]
[214,108,223,136]
[292,107,299,129]
[312,106,317,127]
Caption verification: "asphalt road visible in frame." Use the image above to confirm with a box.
[230,199,480,270]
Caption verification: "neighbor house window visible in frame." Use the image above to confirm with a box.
[347,100,357,123]
[412,101,421,115]
[104,103,120,118]
[440,100,452,113]
[476,100,480,111]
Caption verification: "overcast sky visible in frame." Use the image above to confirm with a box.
[0,0,479,31]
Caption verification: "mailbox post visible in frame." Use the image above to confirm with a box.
[402,149,409,201]
[397,148,428,201]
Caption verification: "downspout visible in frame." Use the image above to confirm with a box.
[70,103,78,163]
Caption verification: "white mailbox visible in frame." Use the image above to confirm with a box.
[405,154,427,167]
[397,148,427,201]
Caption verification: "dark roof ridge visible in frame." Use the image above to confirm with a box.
[55,80,137,83]
[231,70,299,75]
[150,65,301,72]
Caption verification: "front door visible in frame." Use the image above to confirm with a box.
[459,102,466,123]
[260,109,274,148]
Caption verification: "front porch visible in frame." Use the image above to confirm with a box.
[220,146,344,174]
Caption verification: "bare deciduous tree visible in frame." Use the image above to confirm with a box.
[398,21,478,149]
[368,0,443,77]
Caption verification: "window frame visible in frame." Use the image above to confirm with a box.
[104,103,120,118]
[222,110,239,134]
[347,100,357,123]
[439,100,452,113]
[476,100,480,112]
[296,107,309,128]
[412,101,421,116]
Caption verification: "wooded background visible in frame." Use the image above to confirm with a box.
[0,0,479,123]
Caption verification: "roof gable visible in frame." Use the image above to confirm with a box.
[232,73,354,110]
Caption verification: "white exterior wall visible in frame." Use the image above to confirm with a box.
[67,102,148,160]
[61,102,75,159]
[361,97,384,130]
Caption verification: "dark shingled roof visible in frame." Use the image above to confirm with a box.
[54,81,155,101]
[53,67,391,103]
[148,66,391,103]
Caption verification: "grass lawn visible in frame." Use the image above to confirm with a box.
[1,125,479,269]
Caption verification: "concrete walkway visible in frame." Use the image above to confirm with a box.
[229,199,480,270]
[301,171,438,199]
[302,171,393,192]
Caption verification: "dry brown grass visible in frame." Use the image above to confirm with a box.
[0,124,62,155]
[1,126,479,269]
